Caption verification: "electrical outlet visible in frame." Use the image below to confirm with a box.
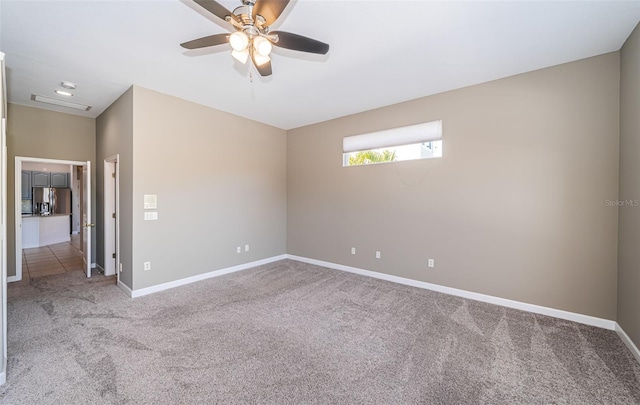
[351,247,356,255]
[376,251,381,259]
[143,261,151,271]
[237,246,241,253]
[428,259,435,268]
[245,244,250,252]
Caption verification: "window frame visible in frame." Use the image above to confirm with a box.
[342,120,443,167]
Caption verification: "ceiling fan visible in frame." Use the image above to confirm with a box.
[181,0,330,77]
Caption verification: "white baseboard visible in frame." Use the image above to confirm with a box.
[117,279,133,298]
[615,323,640,364]
[286,255,617,331]
[129,255,287,298]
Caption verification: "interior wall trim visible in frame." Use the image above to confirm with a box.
[110,255,640,363]
[125,254,287,298]
[616,323,640,364]
[115,253,632,352]
[117,279,133,297]
[285,255,617,331]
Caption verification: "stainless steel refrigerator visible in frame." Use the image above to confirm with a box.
[33,188,71,215]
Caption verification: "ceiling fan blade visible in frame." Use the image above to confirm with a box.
[252,0,290,26]
[193,0,238,23]
[251,49,273,77]
[180,33,228,49]
[271,31,329,55]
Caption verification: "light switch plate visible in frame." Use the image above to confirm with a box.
[144,194,157,209]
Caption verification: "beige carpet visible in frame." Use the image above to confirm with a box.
[2,259,639,404]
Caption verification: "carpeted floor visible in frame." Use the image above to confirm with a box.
[1,259,639,404]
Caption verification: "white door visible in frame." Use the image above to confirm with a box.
[82,161,92,278]
[2,52,8,380]
[104,160,116,276]
[1,114,7,380]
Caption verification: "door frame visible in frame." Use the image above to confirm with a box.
[103,155,119,280]
[13,157,90,282]
[1,50,7,385]
[82,162,92,278]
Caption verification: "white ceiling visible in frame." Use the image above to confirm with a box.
[1,0,639,130]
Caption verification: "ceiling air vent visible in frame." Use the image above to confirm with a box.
[30,94,91,111]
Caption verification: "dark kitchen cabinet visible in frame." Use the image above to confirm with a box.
[32,171,69,188]
[32,171,50,187]
[50,172,68,188]
[21,171,32,199]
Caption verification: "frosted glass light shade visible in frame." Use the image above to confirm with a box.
[232,49,249,64]
[253,53,270,66]
[229,31,249,51]
[253,36,272,57]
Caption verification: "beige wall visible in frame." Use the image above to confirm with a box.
[96,88,134,288]
[130,87,287,290]
[22,162,71,172]
[618,23,640,347]
[287,53,620,320]
[6,104,96,277]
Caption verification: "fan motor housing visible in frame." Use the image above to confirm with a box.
[233,5,267,33]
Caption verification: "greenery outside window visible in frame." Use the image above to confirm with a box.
[343,120,443,166]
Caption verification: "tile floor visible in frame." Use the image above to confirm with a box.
[22,234,85,280]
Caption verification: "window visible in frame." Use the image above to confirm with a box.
[343,120,442,166]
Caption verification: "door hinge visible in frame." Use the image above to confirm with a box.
[112,253,116,259]
[112,213,116,219]
[112,172,116,178]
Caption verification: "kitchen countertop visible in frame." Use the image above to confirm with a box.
[22,213,71,218]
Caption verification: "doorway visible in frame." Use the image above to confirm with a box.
[13,157,93,281]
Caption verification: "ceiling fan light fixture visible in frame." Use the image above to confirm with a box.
[181,0,330,77]
[253,53,270,67]
[232,49,249,64]
[253,35,272,57]
[229,31,249,51]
